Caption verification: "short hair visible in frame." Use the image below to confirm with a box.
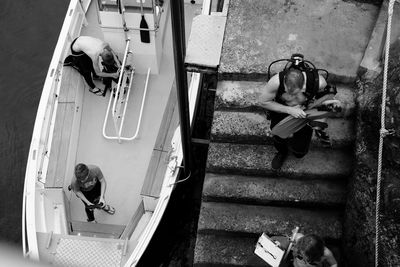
[294,234,325,263]
[284,68,304,93]
[101,50,115,65]
[75,163,89,181]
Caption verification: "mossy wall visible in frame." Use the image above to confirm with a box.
[345,40,400,266]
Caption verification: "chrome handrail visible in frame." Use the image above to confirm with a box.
[98,0,162,32]
[102,39,151,143]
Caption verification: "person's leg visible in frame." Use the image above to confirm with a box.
[65,54,103,95]
[81,182,101,222]
[270,112,289,170]
[289,124,313,158]
[81,200,96,222]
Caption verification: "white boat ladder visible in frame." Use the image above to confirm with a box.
[102,38,150,143]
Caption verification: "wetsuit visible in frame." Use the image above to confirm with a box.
[63,37,100,90]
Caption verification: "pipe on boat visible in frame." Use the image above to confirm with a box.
[170,0,192,178]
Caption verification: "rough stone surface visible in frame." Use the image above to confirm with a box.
[194,234,342,267]
[194,234,265,266]
[198,202,343,239]
[211,110,355,148]
[203,173,347,207]
[207,142,353,179]
[219,0,380,82]
[344,40,400,266]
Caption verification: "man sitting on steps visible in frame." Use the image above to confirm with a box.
[259,67,340,170]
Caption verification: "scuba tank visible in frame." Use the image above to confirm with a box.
[267,53,329,81]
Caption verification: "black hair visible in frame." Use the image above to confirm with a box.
[284,68,304,93]
[294,234,325,263]
[75,163,89,181]
[101,49,115,65]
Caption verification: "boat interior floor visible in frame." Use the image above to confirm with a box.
[64,0,203,227]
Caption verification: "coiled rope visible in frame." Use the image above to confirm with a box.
[375,1,396,266]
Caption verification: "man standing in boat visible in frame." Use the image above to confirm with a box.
[64,36,121,96]
[70,163,115,223]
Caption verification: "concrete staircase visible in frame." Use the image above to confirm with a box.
[194,0,381,266]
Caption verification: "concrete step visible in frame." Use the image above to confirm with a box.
[206,142,353,180]
[194,234,265,266]
[214,81,356,118]
[211,110,355,148]
[218,0,380,83]
[203,173,347,208]
[70,221,125,239]
[194,233,342,266]
[198,201,342,240]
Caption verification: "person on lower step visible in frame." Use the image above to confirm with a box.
[276,233,338,267]
[69,163,115,223]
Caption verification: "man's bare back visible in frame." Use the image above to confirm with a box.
[72,36,106,64]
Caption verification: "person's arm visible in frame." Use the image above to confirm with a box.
[323,247,338,267]
[92,59,120,79]
[98,176,107,205]
[75,190,94,206]
[71,179,94,205]
[258,74,306,118]
[112,51,121,68]
[93,166,107,205]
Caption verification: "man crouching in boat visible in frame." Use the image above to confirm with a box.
[69,163,115,223]
[64,36,121,96]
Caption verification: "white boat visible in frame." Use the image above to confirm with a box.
[22,0,212,265]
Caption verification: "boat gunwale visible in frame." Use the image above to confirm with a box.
[22,0,86,259]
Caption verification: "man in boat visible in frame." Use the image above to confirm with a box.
[259,67,340,170]
[64,36,121,96]
[69,163,115,222]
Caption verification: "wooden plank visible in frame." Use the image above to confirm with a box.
[141,83,180,197]
[46,103,75,188]
[141,149,169,198]
[58,67,84,103]
[141,150,163,196]
[70,221,126,239]
[46,103,66,187]
[153,82,177,151]
[55,103,75,186]
[120,201,145,239]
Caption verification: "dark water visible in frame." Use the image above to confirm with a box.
[0,1,207,265]
[0,0,70,247]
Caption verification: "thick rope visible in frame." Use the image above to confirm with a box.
[375,1,395,266]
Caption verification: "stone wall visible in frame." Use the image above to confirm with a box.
[345,40,400,266]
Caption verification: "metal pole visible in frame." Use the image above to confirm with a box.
[170,0,192,177]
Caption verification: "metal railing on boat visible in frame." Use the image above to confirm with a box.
[102,38,151,143]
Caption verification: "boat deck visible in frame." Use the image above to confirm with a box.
[64,1,202,226]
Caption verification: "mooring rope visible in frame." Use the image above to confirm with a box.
[375,1,396,266]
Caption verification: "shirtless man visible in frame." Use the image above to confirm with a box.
[64,36,121,96]
[259,68,335,170]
